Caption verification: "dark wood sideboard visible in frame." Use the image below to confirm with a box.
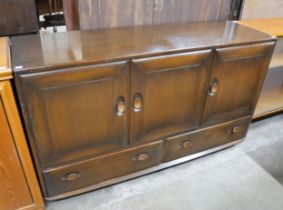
[10,21,275,200]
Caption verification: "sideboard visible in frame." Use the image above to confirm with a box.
[10,21,276,200]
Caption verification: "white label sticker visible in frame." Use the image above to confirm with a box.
[15,66,23,70]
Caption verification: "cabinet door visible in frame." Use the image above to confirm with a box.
[131,50,212,143]
[201,42,275,126]
[17,62,129,169]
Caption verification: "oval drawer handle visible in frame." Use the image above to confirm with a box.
[232,126,241,134]
[132,93,143,112]
[182,141,192,149]
[62,172,80,182]
[133,153,149,162]
[116,96,126,116]
[209,79,219,96]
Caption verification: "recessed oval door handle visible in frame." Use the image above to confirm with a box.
[232,126,241,134]
[182,141,192,149]
[133,153,149,162]
[132,93,143,112]
[116,96,126,116]
[209,79,219,96]
[62,172,80,182]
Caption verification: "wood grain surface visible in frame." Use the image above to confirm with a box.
[0,37,11,80]
[201,42,275,126]
[11,21,275,200]
[0,36,44,210]
[238,18,283,37]
[0,80,45,210]
[254,67,283,119]
[11,21,274,73]
[130,50,212,143]
[18,62,130,168]
[0,86,32,209]
[166,116,250,161]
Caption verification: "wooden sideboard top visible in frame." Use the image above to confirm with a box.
[11,21,275,73]
[237,18,283,37]
[0,37,11,80]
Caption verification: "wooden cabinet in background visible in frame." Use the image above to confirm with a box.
[237,18,283,119]
[11,21,275,200]
[0,38,44,210]
[0,0,38,36]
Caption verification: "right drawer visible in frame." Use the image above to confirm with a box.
[165,116,251,161]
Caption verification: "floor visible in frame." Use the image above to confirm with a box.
[47,114,283,210]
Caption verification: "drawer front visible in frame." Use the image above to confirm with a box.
[43,141,164,197]
[165,116,250,161]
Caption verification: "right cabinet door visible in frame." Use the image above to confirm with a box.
[202,42,275,126]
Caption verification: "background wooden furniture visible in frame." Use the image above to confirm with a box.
[0,38,44,209]
[238,18,283,119]
[0,0,38,36]
[36,0,63,15]
[238,18,283,37]
[11,21,275,200]
[63,0,80,31]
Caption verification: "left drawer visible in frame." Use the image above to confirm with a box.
[43,140,164,198]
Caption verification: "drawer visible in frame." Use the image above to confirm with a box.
[43,140,164,197]
[165,116,250,161]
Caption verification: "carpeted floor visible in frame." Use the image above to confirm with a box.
[47,114,283,210]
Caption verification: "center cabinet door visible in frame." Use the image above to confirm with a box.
[17,62,129,169]
[130,50,213,143]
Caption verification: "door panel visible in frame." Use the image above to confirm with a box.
[131,50,212,143]
[201,42,275,126]
[18,62,129,168]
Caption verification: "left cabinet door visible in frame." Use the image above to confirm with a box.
[16,62,129,169]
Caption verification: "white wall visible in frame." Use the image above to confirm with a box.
[241,0,283,19]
